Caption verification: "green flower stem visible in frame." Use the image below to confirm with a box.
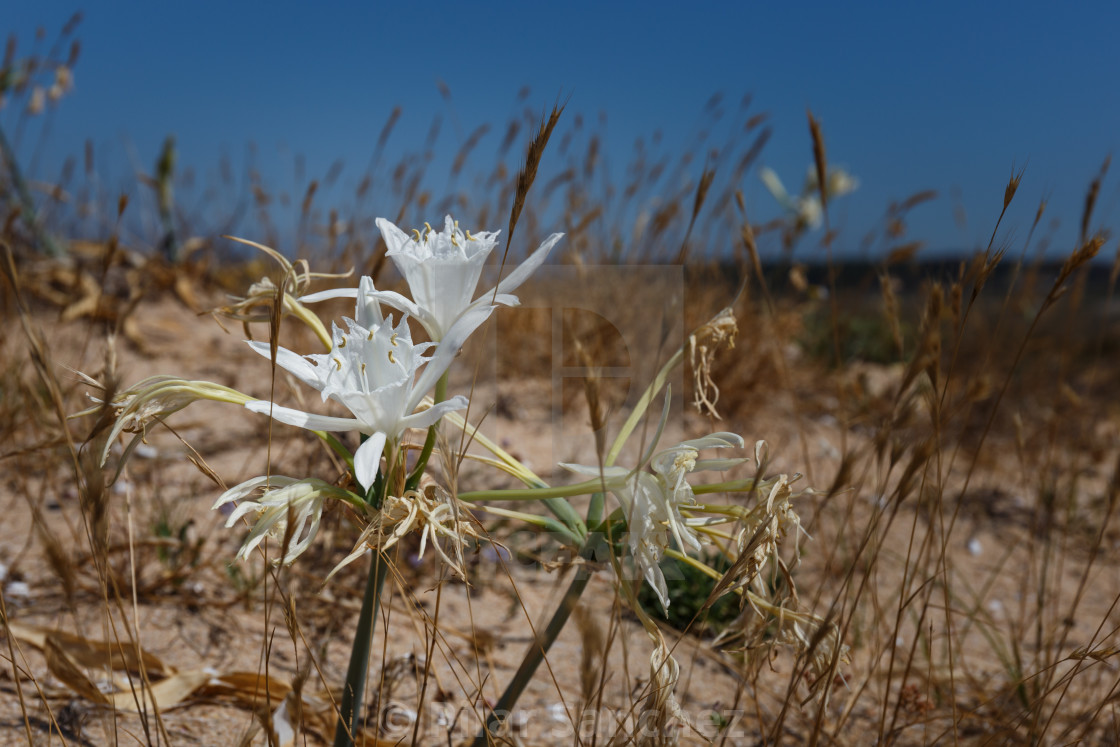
[586,490,605,528]
[471,532,608,746]
[472,504,581,546]
[459,478,611,503]
[332,550,390,747]
[692,479,759,495]
[604,348,683,468]
[406,375,448,492]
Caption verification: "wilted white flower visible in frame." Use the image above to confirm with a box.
[217,237,354,349]
[329,486,480,579]
[213,476,356,564]
[563,432,745,613]
[77,375,253,467]
[637,636,691,746]
[244,310,478,491]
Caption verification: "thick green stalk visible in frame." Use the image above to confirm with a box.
[471,533,607,746]
[459,478,615,503]
[332,551,390,747]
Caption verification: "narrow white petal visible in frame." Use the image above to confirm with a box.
[407,305,494,412]
[375,217,412,255]
[364,289,424,320]
[354,432,388,491]
[245,341,324,391]
[679,432,745,450]
[355,276,384,329]
[300,286,359,304]
[213,475,297,510]
[693,457,748,472]
[245,400,361,432]
[399,396,468,431]
[759,167,793,208]
[559,463,630,480]
[492,233,563,297]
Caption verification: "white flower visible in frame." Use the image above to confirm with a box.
[760,165,858,231]
[372,215,562,341]
[243,308,482,491]
[213,476,354,564]
[562,432,745,613]
[75,374,253,467]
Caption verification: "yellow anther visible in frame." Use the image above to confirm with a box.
[450,233,459,247]
[360,362,366,376]
[411,228,421,242]
[388,350,398,364]
[339,338,347,348]
[424,222,433,239]
[390,332,399,347]
[454,220,460,230]
[465,230,476,241]
[368,330,375,340]
[333,358,342,370]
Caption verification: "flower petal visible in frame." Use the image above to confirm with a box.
[679,432,745,450]
[300,286,358,304]
[245,400,361,432]
[364,289,425,321]
[559,463,630,480]
[354,431,387,491]
[492,233,563,297]
[399,395,468,431]
[375,216,412,255]
[407,304,494,413]
[245,341,325,392]
[355,276,384,329]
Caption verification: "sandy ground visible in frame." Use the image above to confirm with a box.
[3,286,1120,746]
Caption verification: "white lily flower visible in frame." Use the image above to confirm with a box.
[372,215,563,341]
[213,476,355,564]
[562,432,745,613]
[243,308,483,491]
[760,165,858,231]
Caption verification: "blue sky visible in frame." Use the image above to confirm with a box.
[6,1,1120,259]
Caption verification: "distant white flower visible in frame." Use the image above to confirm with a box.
[244,308,481,491]
[760,165,858,230]
[214,476,355,564]
[372,215,563,341]
[562,432,745,613]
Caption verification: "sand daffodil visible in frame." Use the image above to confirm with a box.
[371,215,563,341]
[760,165,859,231]
[213,476,356,564]
[243,308,483,492]
[563,432,745,613]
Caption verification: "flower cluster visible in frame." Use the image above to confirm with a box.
[564,432,745,613]
[81,204,849,724]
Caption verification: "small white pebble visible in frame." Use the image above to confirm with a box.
[5,581,30,599]
[134,443,159,459]
[967,538,982,556]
